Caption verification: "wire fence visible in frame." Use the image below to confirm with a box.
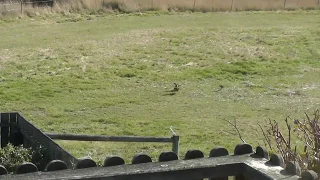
[0,0,319,15]
[118,0,320,11]
[0,0,54,14]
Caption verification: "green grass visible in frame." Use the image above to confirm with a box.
[1,10,320,164]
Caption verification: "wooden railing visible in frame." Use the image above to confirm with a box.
[45,133,180,156]
[0,112,179,168]
[0,112,78,168]
[0,112,319,180]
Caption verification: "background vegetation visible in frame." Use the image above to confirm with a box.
[0,0,320,17]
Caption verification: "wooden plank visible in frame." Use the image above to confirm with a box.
[45,133,172,143]
[0,155,301,180]
[171,135,180,156]
[9,113,18,145]
[1,113,10,148]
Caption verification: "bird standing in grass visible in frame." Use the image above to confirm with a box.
[213,85,224,92]
[166,83,180,92]
[173,83,180,92]
[163,83,180,96]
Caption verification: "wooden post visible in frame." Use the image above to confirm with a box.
[20,0,23,15]
[1,113,10,148]
[283,0,287,9]
[193,0,196,11]
[172,135,180,157]
[209,147,229,180]
[138,0,141,12]
[211,0,214,12]
[9,113,16,144]
[231,0,234,11]
[151,0,153,9]
[51,0,53,13]
[9,113,23,146]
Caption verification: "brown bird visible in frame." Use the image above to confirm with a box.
[213,85,224,92]
[166,83,180,92]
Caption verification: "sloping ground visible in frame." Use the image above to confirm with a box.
[0,11,320,162]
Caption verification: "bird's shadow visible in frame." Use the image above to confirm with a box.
[213,85,224,92]
[213,88,223,92]
[165,89,178,93]
[162,92,176,96]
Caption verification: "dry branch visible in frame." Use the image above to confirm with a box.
[262,110,320,171]
[224,119,246,144]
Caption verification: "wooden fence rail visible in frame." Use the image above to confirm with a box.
[0,112,180,165]
[0,112,78,169]
[45,133,180,156]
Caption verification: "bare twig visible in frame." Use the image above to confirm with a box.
[293,146,299,165]
[285,117,291,150]
[258,124,272,149]
[225,119,246,144]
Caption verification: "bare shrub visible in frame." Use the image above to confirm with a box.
[226,110,320,173]
[260,110,320,172]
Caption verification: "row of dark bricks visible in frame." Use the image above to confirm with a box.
[0,144,318,180]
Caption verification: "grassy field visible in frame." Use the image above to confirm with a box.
[1,10,320,164]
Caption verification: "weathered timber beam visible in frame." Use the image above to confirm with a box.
[244,158,299,180]
[0,154,301,180]
[45,133,173,143]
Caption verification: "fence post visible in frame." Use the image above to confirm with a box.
[1,113,10,148]
[9,113,23,146]
[231,0,234,11]
[51,0,54,13]
[172,135,180,157]
[9,113,16,144]
[283,0,287,9]
[193,0,196,11]
[20,0,23,15]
